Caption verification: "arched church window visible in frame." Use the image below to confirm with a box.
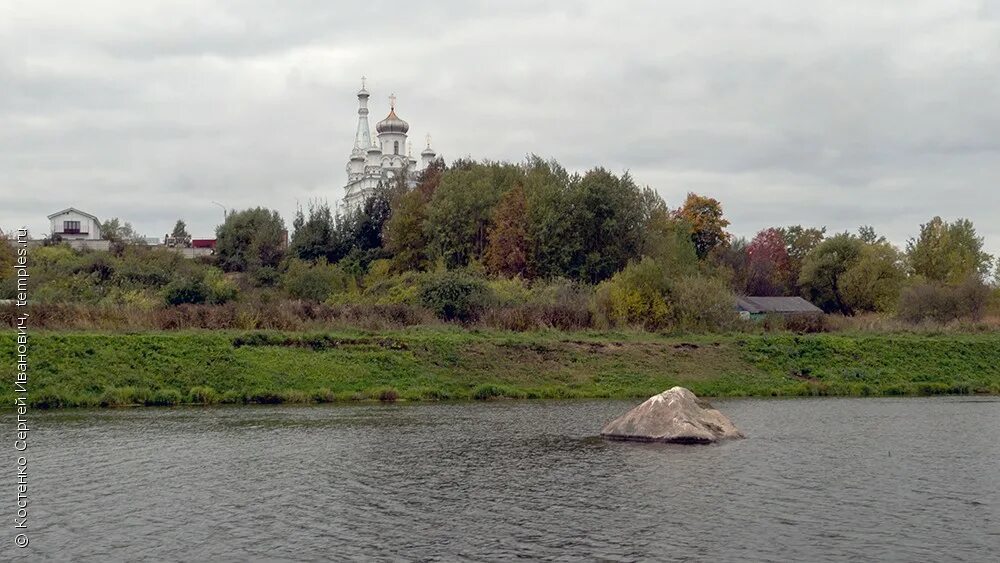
[394,141,399,155]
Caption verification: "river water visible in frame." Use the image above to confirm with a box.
[25,397,1000,561]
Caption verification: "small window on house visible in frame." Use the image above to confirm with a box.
[64,220,81,234]
[394,141,399,155]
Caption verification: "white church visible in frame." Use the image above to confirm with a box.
[342,78,438,213]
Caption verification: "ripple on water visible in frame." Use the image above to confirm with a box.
[29,397,1000,561]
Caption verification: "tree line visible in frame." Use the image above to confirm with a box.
[205,155,995,324]
[3,155,995,329]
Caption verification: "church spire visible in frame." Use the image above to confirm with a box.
[352,76,372,154]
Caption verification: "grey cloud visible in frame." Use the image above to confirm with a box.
[1,0,998,256]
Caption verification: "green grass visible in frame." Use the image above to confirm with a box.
[3,328,1000,408]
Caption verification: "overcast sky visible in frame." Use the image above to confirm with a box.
[2,0,998,255]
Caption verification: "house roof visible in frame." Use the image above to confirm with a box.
[47,207,101,224]
[736,296,823,314]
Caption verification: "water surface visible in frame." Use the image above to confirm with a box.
[29,397,1000,561]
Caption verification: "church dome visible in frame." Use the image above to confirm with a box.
[376,108,409,134]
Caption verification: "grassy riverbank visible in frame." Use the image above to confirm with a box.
[4,329,1000,408]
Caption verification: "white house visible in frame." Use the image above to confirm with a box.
[47,207,111,250]
[48,207,102,240]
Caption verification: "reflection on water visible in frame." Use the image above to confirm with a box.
[30,397,1000,561]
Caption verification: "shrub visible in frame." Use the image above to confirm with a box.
[251,266,281,287]
[203,268,238,304]
[419,271,489,322]
[898,276,991,323]
[486,277,532,307]
[163,277,208,306]
[357,270,423,305]
[604,258,671,329]
[282,258,351,302]
[670,274,736,331]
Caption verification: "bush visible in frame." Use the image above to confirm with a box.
[419,271,489,322]
[486,277,533,307]
[163,277,208,306]
[898,276,991,323]
[250,266,281,287]
[203,268,238,305]
[603,258,671,329]
[356,270,422,305]
[282,258,351,302]
[670,274,736,331]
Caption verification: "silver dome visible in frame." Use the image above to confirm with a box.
[376,108,409,134]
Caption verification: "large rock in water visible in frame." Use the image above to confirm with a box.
[601,387,744,444]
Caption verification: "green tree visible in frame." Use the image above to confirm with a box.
[798,233,864,314]
[484,183,529,278]
[350,187,394,254]
[637,186,669,225]
[384,189,431,272]
[523,157,576,278]
[171,220,190,238]
[781,225,826,291]
[100,218,143,243]
[215,208,287,279]
[841,241,906,313]
[0,231,15,271]
[425,162,518,268]
[642,210,698,277]
[570,168,646,283]
[674,193,731,259]
[289,201,338,263]
[281,258,351,302]
[857,225,884,244]
[382,159,445,272]
[709,236,750,294]
[907,217,993,283]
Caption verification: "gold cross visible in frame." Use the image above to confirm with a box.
[425,133,432,148]
[361,75,366,89]
[389,93,396,110]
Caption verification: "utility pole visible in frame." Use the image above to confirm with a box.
[211,201,227,221]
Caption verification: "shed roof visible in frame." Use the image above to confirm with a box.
[736,296,823,314]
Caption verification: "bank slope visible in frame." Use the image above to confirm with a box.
[3,330,999,408]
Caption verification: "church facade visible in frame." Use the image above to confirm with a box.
[342,79,437,213]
